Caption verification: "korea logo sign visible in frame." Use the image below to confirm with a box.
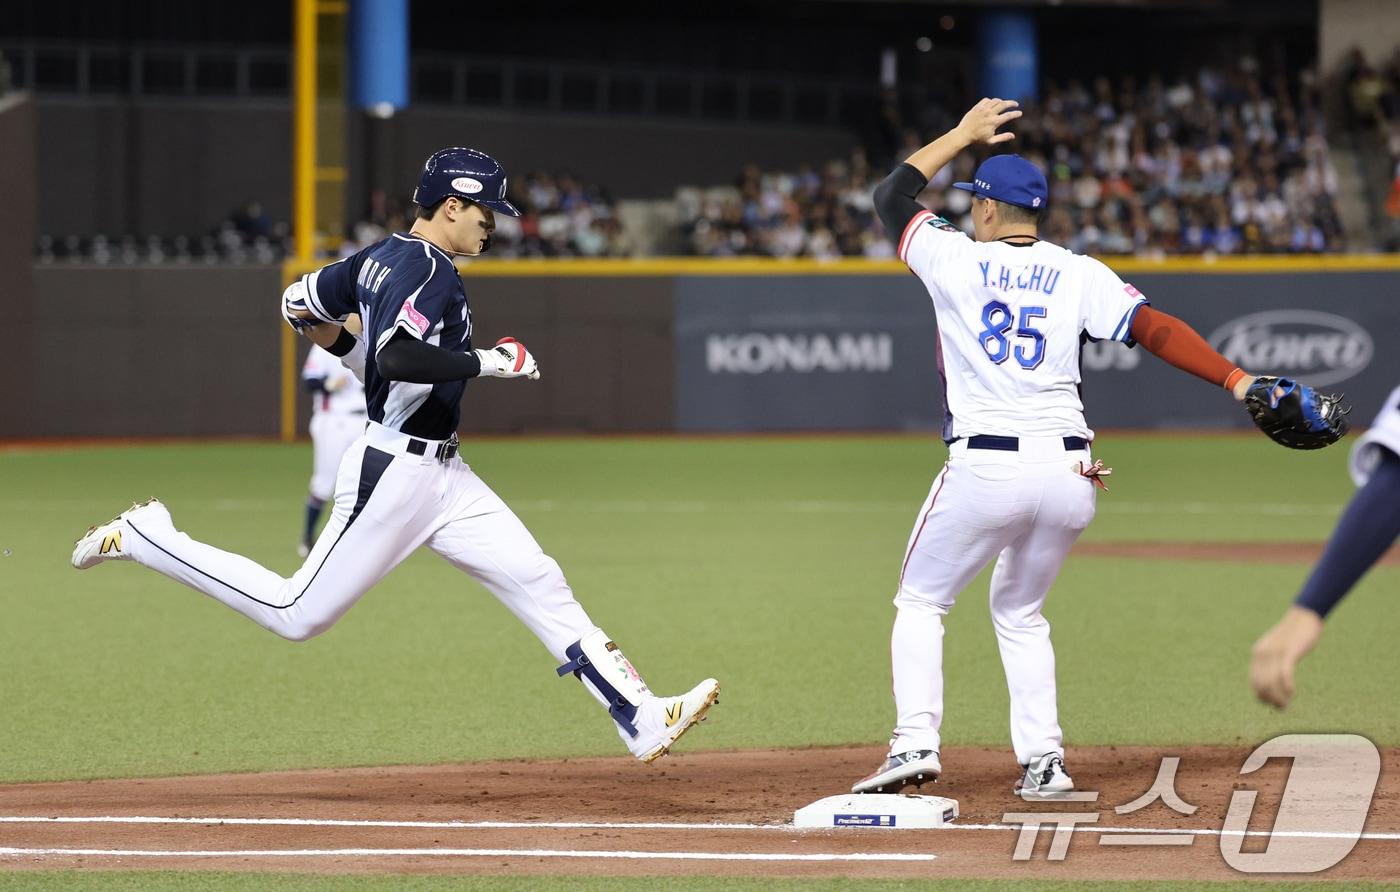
[1208,310,1372,387]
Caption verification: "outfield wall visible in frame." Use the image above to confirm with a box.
[19,261,1399,439]
[673,268,1395,433]
[0,95,38,438]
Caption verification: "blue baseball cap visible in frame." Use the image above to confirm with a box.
[953,154,1048,211]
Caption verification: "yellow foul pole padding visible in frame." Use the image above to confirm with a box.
[282,0,318,442]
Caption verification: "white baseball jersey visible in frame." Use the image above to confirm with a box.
[899,210,1147,441]
[301,345,366,417]
[1350,385,1400,486]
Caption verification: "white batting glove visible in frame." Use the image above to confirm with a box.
[474,337,541,380]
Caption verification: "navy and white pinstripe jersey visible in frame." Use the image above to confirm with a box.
[301,233,471,440]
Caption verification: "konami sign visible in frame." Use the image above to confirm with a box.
[705,333,894,374]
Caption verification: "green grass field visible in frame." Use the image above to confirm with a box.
[1,433,1392,784]
[0,434,1394,889]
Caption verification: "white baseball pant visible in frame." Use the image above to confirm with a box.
[308,412,366,502]
[118,422,595,659]
[889,435,1096,765]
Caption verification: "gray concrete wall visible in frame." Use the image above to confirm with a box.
[0,94,38,437]
[34,97,859,239]
[36,98,293,240]
[26,265,284,437]
[1320,0,1400,74]
[24,265,675,438]
[352,106,859,205]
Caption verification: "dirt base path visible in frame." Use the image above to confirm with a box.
[0,745,1395,881]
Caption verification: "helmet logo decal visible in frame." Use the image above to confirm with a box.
[451,176,484,194]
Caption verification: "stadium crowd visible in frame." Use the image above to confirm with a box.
[682,65,1348,257]
[337,171,626,259]
[36,171,624,264]
[36,65,1372,262]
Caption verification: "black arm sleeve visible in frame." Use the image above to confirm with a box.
[376,331,484,384]
[873,163,930,241]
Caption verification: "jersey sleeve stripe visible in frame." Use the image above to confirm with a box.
[301,269,339,323]
[897,210,936,264]
[1111,298,1148,343]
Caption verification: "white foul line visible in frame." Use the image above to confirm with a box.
[952,823,1400,842]
[0,816,773,832]
[0,815,1396,841]
[0,847,935,863]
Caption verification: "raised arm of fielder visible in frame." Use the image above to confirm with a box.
[872,98,1261,402]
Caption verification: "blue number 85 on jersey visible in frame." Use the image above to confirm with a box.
[978,300,1047,370]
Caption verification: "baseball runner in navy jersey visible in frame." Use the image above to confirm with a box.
[72,147,719,764]
[1250,385,1400,709]
[850,99,1346,800]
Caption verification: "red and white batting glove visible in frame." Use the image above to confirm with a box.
[475,337,540,380]
[1074,458,1112,492]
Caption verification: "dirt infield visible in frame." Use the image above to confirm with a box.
[0,745,1395,882]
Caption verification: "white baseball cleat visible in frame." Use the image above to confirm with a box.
[628,678,720,764]
[1016,753,1074,800]
[851,749,942,794]
[71,499,168,570]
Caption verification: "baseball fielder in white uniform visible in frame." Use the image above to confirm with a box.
[854,99,1287,799]
[300,344,367,557]
[72,147,719,765]
[1250,384,1400,708]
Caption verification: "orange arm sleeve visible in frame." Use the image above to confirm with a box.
[1129,305,1246,391]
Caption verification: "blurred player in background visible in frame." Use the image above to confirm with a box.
[299,343,367,557]
[1250,385,1400,709]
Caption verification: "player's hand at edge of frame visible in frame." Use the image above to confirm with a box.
[475,337,541,380]
[1248,605,1324,710]
[955,98,1022,147]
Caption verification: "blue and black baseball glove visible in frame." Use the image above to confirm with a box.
[1244,376,1350,450]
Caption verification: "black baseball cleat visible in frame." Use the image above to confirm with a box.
[851,749,942,794]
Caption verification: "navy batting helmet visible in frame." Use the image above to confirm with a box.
[413,147,521,217]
